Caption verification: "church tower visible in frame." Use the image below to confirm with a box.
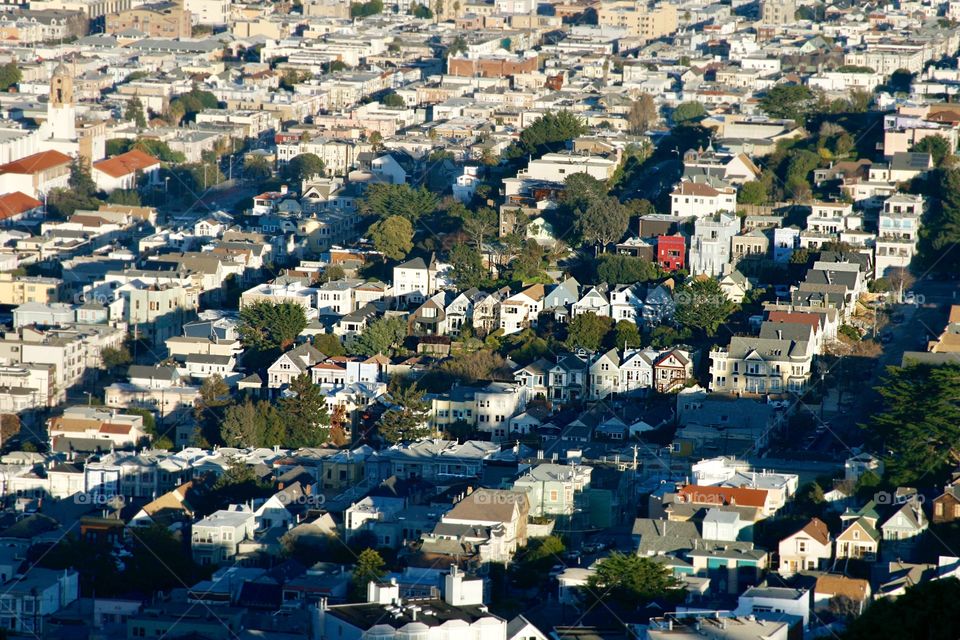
[48,62,76,141]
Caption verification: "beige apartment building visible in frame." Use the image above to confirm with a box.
[0,273,62,305]
[597,1,678,43]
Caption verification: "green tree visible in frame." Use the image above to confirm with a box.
[238,301,308,351]
[0,61,21,91]
[362,183,437,222]
[844,577,960,640]
[368,215,414,260]
[350,0,383,17]
[566,312,614,351]
[169,88,219,124]
[313,333,346,357]
[126,525,208,594]
[221,399,265,447]
[737,180,768,205]
[279,374,330,447]
[612,320,642,351]
[759,84,815,122]
[912,134,952,167]
[674,278,737,337]
[506,110,587,158]
[350,316,407,356]
[886,68,914,94]
[914,168,960,273]
[449,243,486,289]
[672,101,706,124]
[378,379,430,443]
[460,206,498,249]
[866,363,960,485]
[125,97,147,128]
[382,92,405,107]
[194,374,232,445]
[107,190,141,205]
[441,349,511,384]
[583,553,681,609]
[410,3,433,18]
[68,157,97,198]
[576,195,630,250]
[101,345,132,371]
[447,35,467,57]
[351,548,386,600]
[244,155,273,183]
[283,153,325,183]
[595,254,659,284]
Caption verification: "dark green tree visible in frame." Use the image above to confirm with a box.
[912,134,952,167]
[674,278,737,337]
[362,184,437,222]
[125,97,147,128]
[759,84,815,122]
[283,153,325,183]
[672,101,707,124]
[583,553,681,609]
[566,312,614,351]
[612,320,642,351]
[377,379,430,443]
[382,92,405,107]
[349,316,407,356]
[576,195,630,250]
[238,301,308,351]
[449,244,486,289]
[313,333,346,357]
[279,374,330,447]
[866,363,960,485]
[844,578,960,640]
[0,61,21,91]
[595,254,659,284]
[368,215,414,260]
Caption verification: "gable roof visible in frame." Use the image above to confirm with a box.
[0,192,42,220]
[794,517,830,545]
[93,149,160,178]
[0,150,71,175]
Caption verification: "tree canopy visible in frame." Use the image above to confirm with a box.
[238,301,308,351]
[912,134,952,167]
[368,215,414,260]
[674,278,737,337]
[672,101,707,124]
[844,578,960,640]
[566,312,614,351]
[349,316,407,356]
[505,111,587,159]
[582,552,682,609]
[576,195,630,249]
[377,378,431,443]
[759,84,815,122]
[866,363,960,485]
[362,183,437,222]
[0,61,21,91]
[283,153,325,183]
[595,254,659,284]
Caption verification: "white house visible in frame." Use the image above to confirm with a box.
[91,150,161,193]
[393,254,438,305]
[670,180,737,218]
[778,518,832,575]
[453,166,481,202]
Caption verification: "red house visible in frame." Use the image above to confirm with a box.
[657,234,685,271]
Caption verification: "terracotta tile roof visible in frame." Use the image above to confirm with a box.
[677,484,768,509]
[92,149,160,178]
[99,423,133,435]
[0,192,42,220]
[0,150,71,175]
